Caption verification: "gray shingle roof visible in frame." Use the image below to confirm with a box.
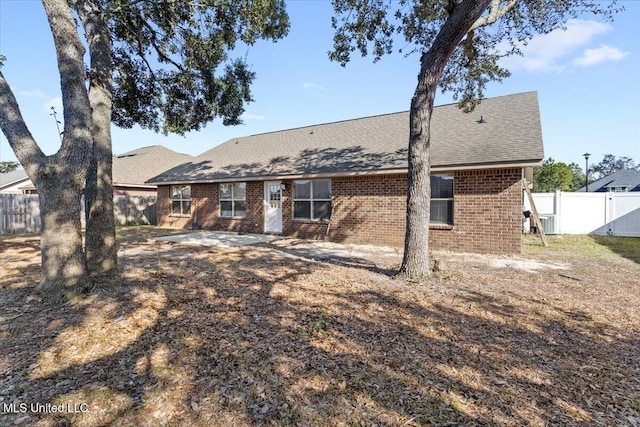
[576,169,640,192]
[113,145,194,187]
[148,91,544,184]
[0,169,29,189]
[0,146,193,191]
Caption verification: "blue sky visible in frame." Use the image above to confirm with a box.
[1,1,638,171]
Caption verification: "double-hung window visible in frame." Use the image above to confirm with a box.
[219,182,246,217]
[171,185,191,216]
[431,174,454,225]
[293,179,332,221]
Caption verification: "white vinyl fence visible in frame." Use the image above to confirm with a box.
[525,191,640,237]
[0,194,157,234]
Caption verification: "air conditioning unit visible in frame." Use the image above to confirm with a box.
[539,214,556,235]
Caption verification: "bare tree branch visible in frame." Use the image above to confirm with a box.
[0,71,45,173]
[470,0,520,31]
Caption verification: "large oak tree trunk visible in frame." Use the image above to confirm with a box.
[400,68,437,278]
[85,147,117,276]
[38,173,88,291]
[0,0,94,295]
[399,0,492,279]
[78,0,118,276]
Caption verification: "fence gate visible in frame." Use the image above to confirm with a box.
[608,193,640,237]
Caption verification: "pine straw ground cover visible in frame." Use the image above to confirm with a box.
[0,228,639,427]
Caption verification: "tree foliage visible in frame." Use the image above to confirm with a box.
[329,0,619,278]
[108,0,289,134]
[0,160,19,173]
[590,154,639,180]
[534,158,584,192]
[330,0,619,111]
[568,161,586,191]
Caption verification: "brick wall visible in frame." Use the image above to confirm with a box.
[329,169,523,254]
[157,167,524,254]
[330,174,406,246]
[431,168,524,254]
[157,182,263,233]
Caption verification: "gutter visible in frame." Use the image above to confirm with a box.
[147,160,542,186]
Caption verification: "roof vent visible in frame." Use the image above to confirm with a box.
[477,115,486,124]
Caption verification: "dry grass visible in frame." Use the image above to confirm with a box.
[0,228,639,426]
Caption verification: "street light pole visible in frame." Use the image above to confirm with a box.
[583,152,591,192]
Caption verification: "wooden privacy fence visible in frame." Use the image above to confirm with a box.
[111,195,157,227]
[0,194,157,234]
[0,194,41,234]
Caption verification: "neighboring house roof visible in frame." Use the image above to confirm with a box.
[576,169,640,192]
[112,145,194,188]
[148,91,544,185]
[1,145,193,193]
[0,169,31,192]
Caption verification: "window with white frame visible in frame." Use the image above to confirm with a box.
[293,179,332,221]
[219,182,246,217]
[431,174,454,225]
[171,185,191,216]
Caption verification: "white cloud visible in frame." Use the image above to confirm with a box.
[19,89,47,99]
[241,113,267,120]
[500,19,613,73]
[572,44,629,67]
[302,82,328,92]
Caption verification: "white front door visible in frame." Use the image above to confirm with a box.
[264,181,283,233]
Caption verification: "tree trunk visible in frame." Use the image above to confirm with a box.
[37,172,89,292]
[77,0,118,276]
[85,146,117,276]
[0,0,94,296]
[399,0,493,279]
[399,63,437,279]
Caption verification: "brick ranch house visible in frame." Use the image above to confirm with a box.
[148,91,544,254]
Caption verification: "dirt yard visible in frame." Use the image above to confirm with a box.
[0,228,638,427]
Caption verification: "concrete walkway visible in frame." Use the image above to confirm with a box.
[151,230,400,276]
[153,231,281,248]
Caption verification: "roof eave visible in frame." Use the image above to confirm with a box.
[0,178,31,189]
[114,183,157,189]
[148,159,542,185]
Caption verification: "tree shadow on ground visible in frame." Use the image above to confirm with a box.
[258,240,399,277]
[590,235,640,265]
[1,233,638,426]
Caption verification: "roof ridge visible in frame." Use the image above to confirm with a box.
[228,90,538,141]
[242,110,408,139]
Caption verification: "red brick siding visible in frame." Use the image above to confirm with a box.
[330,174,406,246]
[157,168,523,254]
[157,182,263,233]
[431,168,523,254]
